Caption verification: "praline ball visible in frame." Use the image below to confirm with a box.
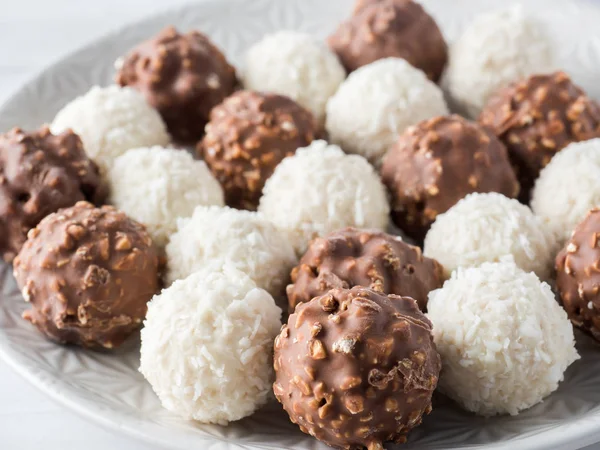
[117,26,237,142]
[13,202,160,349]
[329,0,448,81]
[274,286,441,449]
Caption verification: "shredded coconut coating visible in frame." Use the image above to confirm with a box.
[243,31,346,125]
[107,147,224,249]
[427,260,579,416]
[140,265,282,424]
[258,141,390,255]
[326,57,448,166]
[165,205,296,297]
[443,5,554,118]
[532,139,600,246]
[51,85,170,174]
[424,193,555,280]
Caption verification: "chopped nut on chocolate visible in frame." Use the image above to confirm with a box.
[381,115,519,241]
[0,126,106,263]
[13,201,159,349]
[274,286,440,449]
[556,208,600,340]
[479,72,600,202]
[328,0,447,81]
[287,227,443,312]
[198,90,319,210]
[116,26,237,143]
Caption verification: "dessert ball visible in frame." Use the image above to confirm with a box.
[479,71,600,201]
[140,265,282,424]
[287,227,443,312]
[198,90,319,210]
[556,209,600,340]
[13,202,159,349]
[444,6,554,118]
[532,139,600,246]
[258,141,390,255]
[0,127,106,262]
[381,115,520,240]
[165,205,296,297]
[274,286,441,448]
[427,260,578,416]
[243,30,346,125]
[326,58,448,166]
[424,193,555,280]
[328,0,448,81]
[107,146,224,249]
[51,85,170,174]
[116,27,237,142]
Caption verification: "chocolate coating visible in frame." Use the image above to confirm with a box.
[328,0,448,81]
[0,126,106,263]
[116,26,237,143]
[479,72,600,202]
[286,228,443,313]
[381,115,520,241]
[13,202,159,349]
[274,287,440,449]
[198,90,319,210]
[556,208,600,341]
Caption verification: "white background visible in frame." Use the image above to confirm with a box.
[0,0,599,449]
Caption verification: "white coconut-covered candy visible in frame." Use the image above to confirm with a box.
[532,139,600,246]
[165,205,296,296]
[424,192,554,280]
[107,147,224,249]
[51,85,170,173]
[427,260,578,416]
[443,5,554,118]
[243,30,346,125]
[325,57,448,166]
[258,140,390,255]
[140,265,282,424]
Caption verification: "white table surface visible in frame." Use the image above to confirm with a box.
[1,1,599,449]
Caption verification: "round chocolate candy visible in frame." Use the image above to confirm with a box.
[0,126,106,263]
[479,71,600,202]
[198,90,319,210]
[274,286,441,449]
[116,26,237,143]
[381,115,519,241]
[287,227,443,312]
[13,202,159,349]
[328,0,447,81]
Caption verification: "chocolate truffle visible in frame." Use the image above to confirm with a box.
[116,26,237,143]
[328,0,448,81]
[479,71,600,202]
[381,115,520,240]
[287,228,443,312]
[273,286,441,449]
[13,201,160,349]
[0,126,106,263]
[198,91,319,210]
[556,208,600,341]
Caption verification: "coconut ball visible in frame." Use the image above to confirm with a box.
[258,141,390,255]
[531,139,600,246]
[165,205,296,297]
[424,193,555,280]
[243,30,346,125]
[107,147,223,249]
[51,85,170,174]
[427,260,579,416]
[443,5,554,118]
[140,265,282,424]
[326,58,448,166]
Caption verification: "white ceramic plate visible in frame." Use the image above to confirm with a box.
[2,0,600,448]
